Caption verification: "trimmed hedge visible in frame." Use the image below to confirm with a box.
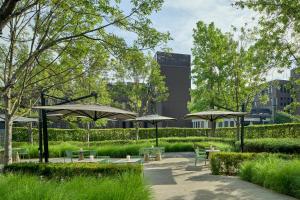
[240,157,300,199]
[210,152,257,175]
[13,141,233,158]
[235,138,300,154]
[4,162,142,178]
[12,123,300,142]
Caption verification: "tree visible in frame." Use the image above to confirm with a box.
[190,21,269,139]
[111,50,168,139]
[112,50,168,116]
[234,0,300,112]
[0,0,170,164]
[190,21,233,112]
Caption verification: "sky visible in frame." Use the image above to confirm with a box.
[148,0,291,80]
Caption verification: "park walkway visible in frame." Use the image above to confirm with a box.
[144,152,297,200]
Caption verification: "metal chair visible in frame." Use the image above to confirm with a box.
[195,148,207,166]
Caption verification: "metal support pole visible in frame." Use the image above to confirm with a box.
[41,92,49,162]
[155,122,158,147]
[38,91,97,163]
[38,109,43,163]
[241,103,245,152]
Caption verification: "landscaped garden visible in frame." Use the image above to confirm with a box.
[1,123,298,199]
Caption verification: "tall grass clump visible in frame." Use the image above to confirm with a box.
[240,157,300,198]
[0,173,151,200]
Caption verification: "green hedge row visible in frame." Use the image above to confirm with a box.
[12,123,300,142]
[240,157,300,199]
[14,141,233,158]
[4,162,142,178]
[235,138,300,154]
[210,152,299,176]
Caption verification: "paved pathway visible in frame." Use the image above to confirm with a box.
[144,153,297,200]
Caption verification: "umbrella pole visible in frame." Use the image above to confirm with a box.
[155,122,158,147]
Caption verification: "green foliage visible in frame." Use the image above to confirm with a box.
[235,138,300,154]
[190,21,268,112]
[240,157,300,199]
[111,51,168,116]
[14,140,233,159]
[4,163,142,178]
[234,0,300,113]
[274,112,300,124]
[12,123,300,142]
[0,173,150,200]
[210,152,256,175]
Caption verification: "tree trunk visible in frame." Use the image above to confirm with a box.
[135,122,139,141]
[4,88,13,165]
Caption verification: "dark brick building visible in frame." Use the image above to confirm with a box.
[155,52,192,127]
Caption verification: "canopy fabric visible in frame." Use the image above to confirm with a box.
[0,114,38,122]
[131,114,175,147]
[34,104,137,120]
[133,114,175,123]
[184,110,248,121]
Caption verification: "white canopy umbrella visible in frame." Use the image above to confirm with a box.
[184,110,247,136]
[35,104,137,120]
[132,114,175,146]
[34,104,137,162]
[0,114,38,123]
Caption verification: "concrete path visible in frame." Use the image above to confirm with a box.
[144,153,297,200]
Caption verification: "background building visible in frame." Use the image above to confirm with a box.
[252,79,293,122]
[155,52,192,127]
[291,68,300,115]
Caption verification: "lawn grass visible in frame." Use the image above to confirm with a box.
[0,173,151,200]
[239,156,300,199]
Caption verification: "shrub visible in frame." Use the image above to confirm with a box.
[0,173,150,200]
[235,138,300,153]
[15,140,234,158]
[12,123,300,142]
[240,157,300,199]
[210,152,256,175]
[4,162,142,178]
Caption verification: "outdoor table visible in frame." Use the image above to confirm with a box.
[141,147,163,161]
[72,150,90,161]
[77,158,105,163]
[205,149,220,159]
[112,158,141,164]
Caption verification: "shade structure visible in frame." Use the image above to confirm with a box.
[184,110,247,136]
[34,104,137,121]
[34,104,137,162]
[184,110,247,121]
[0,114,38,123]
[133,114,175,147]
[184,109,248,152]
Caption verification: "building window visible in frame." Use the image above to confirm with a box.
[230,121,234,127]
[224,121,229,127]
[218,122,222,127]
[201,121,204,128]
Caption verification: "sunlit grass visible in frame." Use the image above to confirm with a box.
[0,173,151,200]
[240,156,300,198]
